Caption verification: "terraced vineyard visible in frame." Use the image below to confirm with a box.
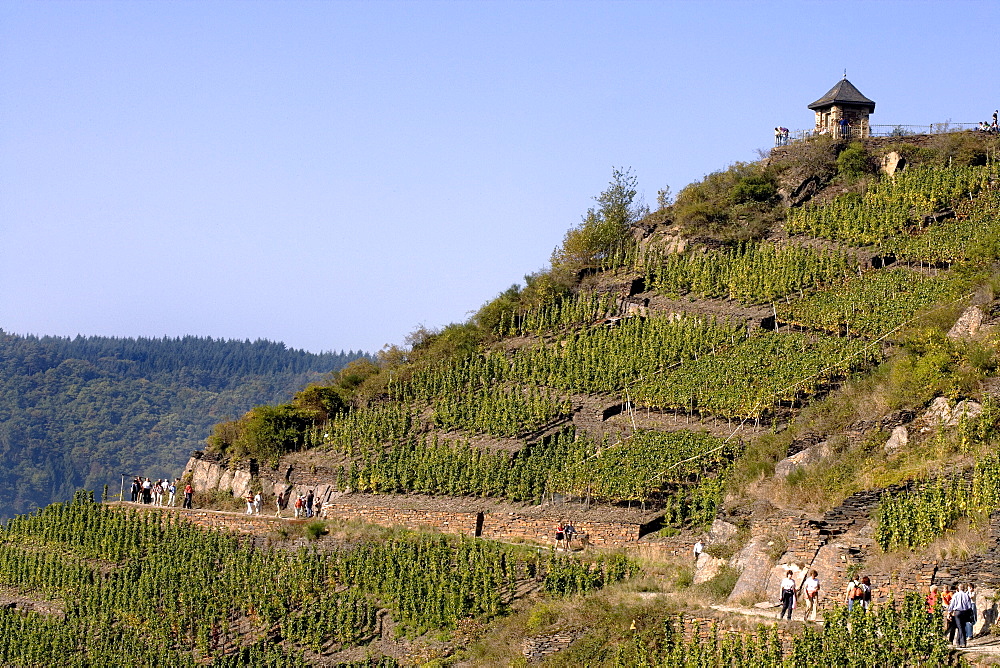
[0,493,634,666]
[7,136,1000,665]
[308,154,1000,522]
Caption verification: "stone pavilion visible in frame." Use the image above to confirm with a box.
[808,77,876,138]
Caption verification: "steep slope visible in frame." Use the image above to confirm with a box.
[199,133,1000,541]
[5,131,1000,666]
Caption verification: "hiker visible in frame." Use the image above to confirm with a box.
[966,583,979,641]
[802,570,821,622]
[782,127,790,144]
[141,478,153,504]
[129,478,140,503]
[315,499,324,518]
[274,491,285,518]
[927,584,940,614]
[306,490,315,518]
[183,483,193,509]
[947,583,974,647]
[846,576,868,612]
[294,494,304,518]
[564,522,576,547]
[859,576,873,610]
[555,523,565,550]
[774,127,783,147]
[245,492,254,515]
[253,492,262,515]
[778,570,796,620]
[168,479,177,506]
[693,539,704,562]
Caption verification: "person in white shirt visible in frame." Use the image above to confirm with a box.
[693,540,704,561]
[778,570,796,620]
[802,570,821,622]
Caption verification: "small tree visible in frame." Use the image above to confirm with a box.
[551,167,647,275]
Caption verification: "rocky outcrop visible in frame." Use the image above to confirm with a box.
[774,441,832,478]
[880,151,906,176]
[709,519,738,543]
[883,426,909,455]
[694,553,729,585]
[917,397,982,433]
[948,306,986,340]
[727,535,776,603]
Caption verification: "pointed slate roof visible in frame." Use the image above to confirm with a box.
[808,78,875,111]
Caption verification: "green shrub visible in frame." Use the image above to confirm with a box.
[836,142,875,180]
[304,520,327,540]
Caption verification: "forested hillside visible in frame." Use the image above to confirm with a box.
[0,332,365,517]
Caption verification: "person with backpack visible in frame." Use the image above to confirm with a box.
[802,570,821,622]
[845,576,864,612]
[859,576,873,610]
[778,570,796,620]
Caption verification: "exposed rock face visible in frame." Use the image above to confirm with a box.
[774,441,832,479]
[918,397,983,432]
[727,535,776,603]
[948,306,986,340]
[694,553,729,584]
[880,151,906,176]
[883,426,909,455]
[709,518,738,543]
[975,587,996,637]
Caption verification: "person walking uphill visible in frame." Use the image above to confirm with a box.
[778,570,796,620]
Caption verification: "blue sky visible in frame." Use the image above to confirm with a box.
[2,1,998,354]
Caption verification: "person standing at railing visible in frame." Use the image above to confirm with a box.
[775,127,783,147]
[781,127,789,145]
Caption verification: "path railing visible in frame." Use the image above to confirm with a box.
[774,122,981,147]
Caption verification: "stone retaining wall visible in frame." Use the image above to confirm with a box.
[181,453,655,548]
[481,512,641,547]
[321,502,479,536]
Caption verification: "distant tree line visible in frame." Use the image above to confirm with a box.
[0,330,367,518]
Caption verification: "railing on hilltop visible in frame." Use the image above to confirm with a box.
[775,122,981,147]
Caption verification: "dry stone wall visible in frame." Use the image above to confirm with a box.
[182,453,657,548]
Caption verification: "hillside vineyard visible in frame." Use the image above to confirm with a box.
[5,131,1000,665]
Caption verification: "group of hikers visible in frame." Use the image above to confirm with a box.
[774,566,984,647]
[774,127,790,146]
[929,582,981,648]
[554,521,581,550]
[977,111,999,133]
[272,489,325,519]
[129,477,193,509]
[243,489,327,518]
